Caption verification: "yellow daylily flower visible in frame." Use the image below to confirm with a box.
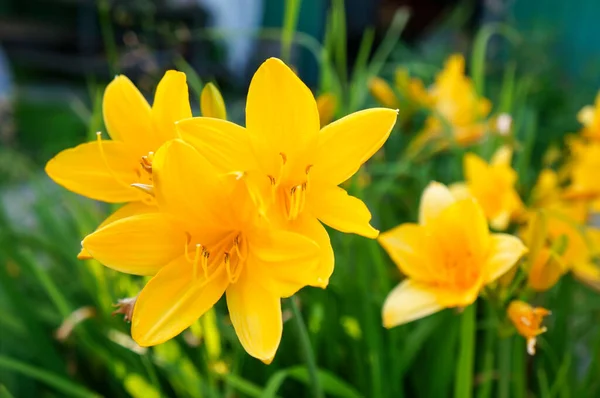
[563,140,600,200]
[524,170,600,291]
[81,139,321,363]
[507,300,550,355]
[394,68,432,107]
[451,146,525,230]
[201,83,227,120]
[46,71,192,205]
[368,77,399,109]
[415,54,491,148]
[577,92,600,141]
[316,93,338,127]
[378,182,527,328]
[177,57,398,288]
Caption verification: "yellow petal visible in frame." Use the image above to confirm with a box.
[418,181,456,225]
[308,185,378,238]
[132,256,229,346]
[378,224,439,282]
[313,108,398,185]
[201,82,227,120]
[151,70,192,144]
[103,75,154,150]
[248,228,320,298]
[490,211,511,231]
[288,214,334,288]
[152,139,232,236]
[78,201,158,260]
[176,117,256,173]
[226,268,282,363]
[382,279,443,328]
[464,152,489,183]
[82,213,185,275]
[572,262,600,291]
[246,57,320,176]
[483,233,527,284]
[528,248,565,291]
[45,141,143,203]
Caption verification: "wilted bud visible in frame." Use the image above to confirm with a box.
[201,83,227,120]
[507,300,550,355]
[316,93,337,127]
[368,77,399,109]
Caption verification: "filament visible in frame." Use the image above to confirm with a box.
[192,244,201,280]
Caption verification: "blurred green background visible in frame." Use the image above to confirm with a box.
[1,0,600,397]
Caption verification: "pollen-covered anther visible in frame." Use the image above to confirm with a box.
[140,152,154,174]
[287,182,307,221]
[131,183,155,196]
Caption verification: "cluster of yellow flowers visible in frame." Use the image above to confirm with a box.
[46,58,397,363]
[371,53,600,355]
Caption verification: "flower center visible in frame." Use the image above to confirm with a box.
[266,152,312,221]
[184,232,247,284]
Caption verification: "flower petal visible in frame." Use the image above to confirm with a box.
[382,279,443,328]
[288,214,334,288]
[132,256,229,346]
[151,70,192,144]
[484,233,527,284]
[82,213,185,275]
[308,185,378,238]
[313,108,398,185]
[527,247,565,291]
[78,201,158,259]
[103,75,155,151]
[152,139,233,236]
[246,57,320,176]
[45,141,143,203]
[176,117,256,173]
[226,268,282,363]
[378,224,439,282]
[419,181,456,225]
[464,152,489,183]
[249,228,320,298]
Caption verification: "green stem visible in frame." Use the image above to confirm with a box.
[290,297,324,398]
[498,337,512,398]
[97,0,119,75]
[455,303,476,398]
[281,0,302,64]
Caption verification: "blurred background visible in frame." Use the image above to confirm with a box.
[2,1,600,397]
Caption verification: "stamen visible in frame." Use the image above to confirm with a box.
[96,132,134,190]
[287,184,306,220]
[224,252,233,281]
[233,235,245,260]
[140,152,154,174]
[279,152,287,164]
[192,244,201,280]
[201,248,209,278]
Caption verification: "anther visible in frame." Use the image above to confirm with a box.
[279,152,287,164]
[131,183,154,196]
[201,248,209,278]
[233,235,245,260]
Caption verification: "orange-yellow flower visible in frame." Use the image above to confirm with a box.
[507,300,550,355]
[563,140,600,200]
[451,146,524,230]
[368,77,399,109]
[177,58,398,288]
[81,139,321,363]
[577,92,600,141]
[416,54,491,148]
[378,182,527,327]
[46,71,191,206]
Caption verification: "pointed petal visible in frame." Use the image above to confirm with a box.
[82,213,186,275]
[527,248,565,291]
[151,70,192,143]
[448,182,472,201]
[249,229,320,298]
[176,117,256,173]
[484,233,527,284]
[382,279,443,328]
[246,58,320,176]
[200,82,227,120]
[378,224,438,282]
[491,146,513,166]
[45,141,143,203]
[288,214,334,288]
[132,256,229,346]
[419,181,456,225]
[103,75,155,150]
[152,139,232,235]
[308,185,378,238]
[464,152,489,183]
[313,108,398,185]
[226,268,282,363]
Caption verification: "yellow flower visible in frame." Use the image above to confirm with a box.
[524,170,600,291]
[417,54,491,148]
[378,182,527,327]
[201,83,227,120]
[46,71,192,205]
[81,139,321,363]
[451,146,524,230]
[507,300,550,355]
[394,68,432,107]
[316,93,338,127]
[563,140,600,200]
[368,77,399,109]
[177,58,398,287]
[577,92,600,141]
